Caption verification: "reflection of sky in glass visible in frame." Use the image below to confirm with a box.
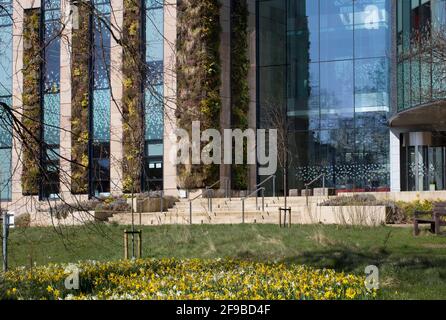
[259,0,391,190]
[0,0,12,200]
[0,1,12,97]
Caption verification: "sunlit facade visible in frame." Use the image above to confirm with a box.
[258,0,391,193]
[1,0,446,216]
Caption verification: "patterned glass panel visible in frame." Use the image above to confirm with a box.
[92,89,111,142]
[145,85,163,140]
[93,17,111,90]
[43,94,60,145]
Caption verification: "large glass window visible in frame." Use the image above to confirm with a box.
[41,0,61,199]
[396,0,446,110]
[90,0,111,197]
[354,0,390,59]
[258,0,390,192]
[320,0,354,61]
[0,0,12,200]
[143,0,164,192]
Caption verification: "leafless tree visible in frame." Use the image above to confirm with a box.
[0,0,177,259]
[398,21,446,101]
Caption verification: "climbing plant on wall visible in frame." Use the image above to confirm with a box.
[122,0,144,193]
[177,0,222,189]
[71,2,92,194]
[21,8,42,196]
[230,0,250,190]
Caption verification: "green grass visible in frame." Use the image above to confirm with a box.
[3,223,446,300]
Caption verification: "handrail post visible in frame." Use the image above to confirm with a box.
[262,188,265,212]
[256,189,258,210]
[210,190,213,213]
[189,201,192,225]
[306,185,309,206]
[273,175,276,198]
[160,191,164,216]
[242,198,245,223]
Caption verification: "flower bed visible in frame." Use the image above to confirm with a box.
[1,258,375,300]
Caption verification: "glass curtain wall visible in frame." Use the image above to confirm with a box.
[90,0,111,197]
[143,0,164,192]
[397,0,446,111]
[0,0,12,200]
[41,0,61,199]
[258,0,390,193]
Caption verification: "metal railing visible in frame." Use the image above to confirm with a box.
[256,174,276,198]
[188,179,229,224]
[304,173,326,206]
[241,187,266,224]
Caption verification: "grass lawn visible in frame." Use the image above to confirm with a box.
[2,223,446,300]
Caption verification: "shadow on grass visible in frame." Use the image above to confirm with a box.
[280,246,446,275]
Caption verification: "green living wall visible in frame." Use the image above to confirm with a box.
[122,0,144,193]
[231,0,249,190]
[176,0,222,189]
[21,8,42,196]
[71,2,92,194]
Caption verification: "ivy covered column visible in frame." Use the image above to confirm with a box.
[177,0,222,189]
[70,2,92,194]
[230,0,250,191]
[21,8,42,196]
[122,0,144,193]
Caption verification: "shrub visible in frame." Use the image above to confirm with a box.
[14,213,31,228]
[320,196,439,224]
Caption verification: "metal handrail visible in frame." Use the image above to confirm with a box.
[188,178,226,224]
[305,173,326,189]
[304,173,326,205]
[241,187,266,224]
[256,174,276,197]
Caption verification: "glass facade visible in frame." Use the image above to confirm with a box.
[397,0,446,111]
[0,0,12,200]
[41,0,61,199]
[90,0,111,197]
[258,0,391,193]
[143,0,164,191]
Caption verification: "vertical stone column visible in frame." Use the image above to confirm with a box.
[390,128,401,192]
[163,0,177,196]
[389,0,401,193]
[10,1,25,206]
[219,0,231,191]
[10,0,43,213]
[247,0,257,191]
[109,0,124,195]
[59,0,73,197]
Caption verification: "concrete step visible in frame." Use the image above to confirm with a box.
[108,211,281,226]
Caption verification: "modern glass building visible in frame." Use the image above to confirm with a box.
[258,0,446,193]
[258,0,391,193]
[1,0,446,217]
[391,0,446,192]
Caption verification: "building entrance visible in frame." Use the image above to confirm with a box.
[401,132,446,191]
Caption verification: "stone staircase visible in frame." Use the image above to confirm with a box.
[108,196,330,226]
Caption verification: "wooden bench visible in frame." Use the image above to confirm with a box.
[414,202,446,236]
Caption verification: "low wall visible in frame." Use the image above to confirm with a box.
[337,191,446,202]
[29,211,95,227]
[294,206,388,227]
